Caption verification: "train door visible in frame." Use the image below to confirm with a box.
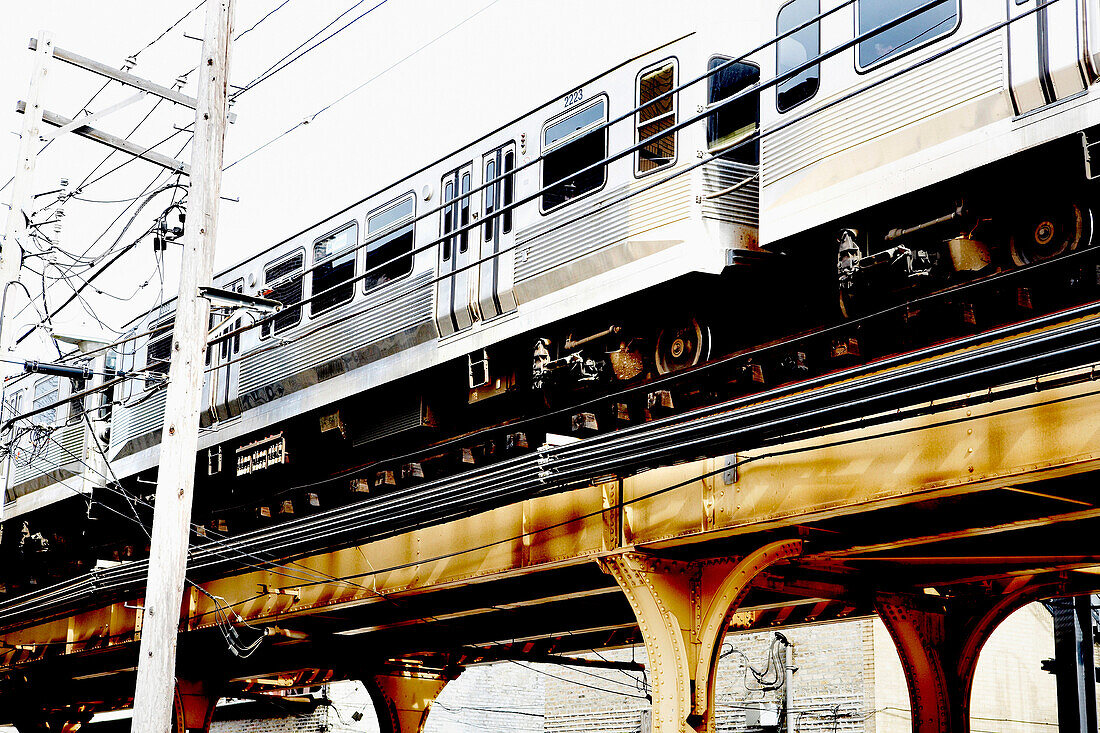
[205,279,243,421]
[1008,0,1089,115]
[436,162,478,336]
[478,143,518,320]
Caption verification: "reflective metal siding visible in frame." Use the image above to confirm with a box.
[762,33,1004,186]
[701,159,758,224]
[109,389,167,458]
[238,271,434,395]
[352,395,428,446]
[12,423,83,485]
[514,172,693,283]
[59,422,83,458]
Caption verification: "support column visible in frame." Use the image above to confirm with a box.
[601,540,803,733]
[1046,596,1098,733]
[171,678,220,733]
[364,666,461,733]
[875,576,1064,733]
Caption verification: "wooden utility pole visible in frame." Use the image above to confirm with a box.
[1,32,52,329]
[131,1,234,729]
[0,33,53,525]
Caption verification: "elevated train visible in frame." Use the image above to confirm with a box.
[5,0,1100,587]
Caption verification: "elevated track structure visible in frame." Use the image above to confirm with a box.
[2,303,1100,732]
[8,2,1100,731]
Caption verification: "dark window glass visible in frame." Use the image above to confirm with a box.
[777,0,820,112]
[3,392,22,424]
[442,180,455,261]
[206,313,216,366]
[707,58,760,165]
[637,62,676,173]
[459,174,471,253]
[857,0,957,68]
[502,152,515,234]
[32,377,59,426]
[221,280,243,356]
[542,99,607,211]
[484,159,496,242]
[68,376,86,417]
[365,195,415,291]
[311,223,357,315]
[146,326,173,387]
[262,253,304,337]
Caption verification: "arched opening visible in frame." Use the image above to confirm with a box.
[968,602,1058,731]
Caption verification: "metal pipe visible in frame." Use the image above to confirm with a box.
[564,325,622,351]
[784,640,795,733]
[22,361,93,380]
[883,204,967,242]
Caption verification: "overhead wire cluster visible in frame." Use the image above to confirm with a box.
[0,0,1077,674]
[12,0,956,393]
[6,0,296,354]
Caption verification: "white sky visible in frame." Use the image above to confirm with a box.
[0,0,717,359]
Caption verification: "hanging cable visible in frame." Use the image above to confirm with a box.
[230,0,392,98]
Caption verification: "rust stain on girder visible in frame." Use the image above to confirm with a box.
[4,366,1100,664]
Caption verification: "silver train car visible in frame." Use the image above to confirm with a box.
[6,0,1100,553]
[107,29,763,483]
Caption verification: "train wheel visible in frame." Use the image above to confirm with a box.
[1009,201,1091,266]
[654,318,711,374]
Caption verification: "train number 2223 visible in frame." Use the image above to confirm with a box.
[563,89,584,108]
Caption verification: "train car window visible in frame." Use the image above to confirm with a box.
[459,174,471,253]
[69,384,85,417]
[777,0,820,112]
[211,280,245,359]
[442,180,455,261]
[3,391,22,424]
[205,312,217,366]
[311,223,358,315]
[707,57,760,165]
[32,376,59,426]
[856,0,958,69]
[365,194,415,291]
[229,280,242,355]
[484,159,497,242]
[636,60,677,174]
[68,363,87,418]
[262,252,305,337]
[541,97,607,212]
[146,324,173,387]
[502,151,515,234]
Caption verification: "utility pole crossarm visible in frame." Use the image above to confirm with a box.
[28,38,237,123]
[16,102,190,175]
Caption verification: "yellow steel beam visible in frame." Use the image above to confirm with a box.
[5,367,1100,666]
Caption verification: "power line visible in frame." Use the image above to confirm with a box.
[0,0,1073,603]
[230,0,393,99]
[127,0,208,65]
[16,0,945,364]
[234,0,295,41]
[224,0,504,170]
[508,661,650,701]
[1,372,1092,661]
[8,1,298,338]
